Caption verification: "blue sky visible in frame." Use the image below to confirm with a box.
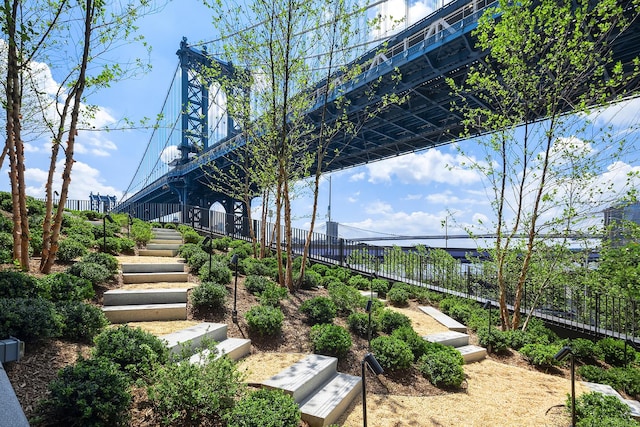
[3,0,640,247]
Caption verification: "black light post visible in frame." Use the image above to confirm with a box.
[231,254,239,324]
[127,214,133,239]
[483,300,492,353]
[367,273,377,349]
[554,346,575,427]
[361,352,384,427]
[103,214,114,253]
[202,237,212,282]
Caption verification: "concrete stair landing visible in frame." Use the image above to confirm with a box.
[421,307,487,363]
[161,322,251,362]
[138,228,182,257]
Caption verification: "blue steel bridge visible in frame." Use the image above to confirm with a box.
[116,0,640,232]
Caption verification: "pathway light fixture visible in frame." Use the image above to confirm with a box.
[203,236,212,281]
[483,300,492,352]
[361,352,384,427]
[554,345,575,427]
[103,214,114,253]
[231,254,239,323]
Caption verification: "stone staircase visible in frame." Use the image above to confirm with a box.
[261,354,361,427]
[419,306,487,363]
[161,322,251,363]
[139,228,182,257]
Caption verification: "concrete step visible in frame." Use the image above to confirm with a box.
[424,330,469,348]
[121,263,185,273]
[152,229,182,237]
[122,272,189,284]
[299,373,362,427]
[103,289,189,306]
[147,243,182,250]
[161,322,228,357]
[456,344,487,363]
[151,238,184,244]
[189,338,252,363]
[419,306,467,333]
[138,249,178,257]
[359,290,378,299]
[262,354,338,403]
[102,303,187,323]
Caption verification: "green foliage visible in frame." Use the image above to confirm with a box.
[573,392,634,427]
[148,353,245,426]
[0,270,40,298]
[29,231,43,256]
[245,305,284,336]
[39,272,94,302]
[258,282,288,307]
[101,237,122,255]
[520,343,562,367]
[596,338,636,367]
[309,263,330,276]
[131,221,153,246]
[298,270,322,290]
[57,238,88,262]
[578,364,609,383]
[347,275,370,290]
[198,260,232,284]
[245,274,272,295]
[56,301,109,342]
[177,243,201,261]
[325,265,351,282]
[117,238,136,254]
[424,341,464,365]
[377,308,412,334]
[67,261,112,286]
[348,312,378,339]
[418,350,465,388]
[0,298,62,341]
[191,281,228,310]
[242,258,276,277]
[569,338,597,362]
[370,336,413,371]
[226,388,301,427]
[82,252,119,274]
[392,326,429,361]
[578,365,640,398]
[386,286,409,307]
[476,326,509,353]
[370,278,390,296]
[187,251,209,272]
[309,323,352,358]
[37,357,131,427]
[182,229,201,244]
[0,232,13,262]
[93,325,168,380]
[299,296,337,325]
[327,281,364,316]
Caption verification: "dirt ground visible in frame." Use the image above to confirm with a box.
[5,256,586,426]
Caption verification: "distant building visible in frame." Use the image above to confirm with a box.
[604,202,640,245]
[326,221,339,243]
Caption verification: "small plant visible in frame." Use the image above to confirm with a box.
[93,325,169,380]
[117,237,136,254]
[39,272,95,302]
[182,229,202,244]
[245,274,272,294]
[0,298,62,341]
[299,296,337,325]
[56,238,88,262]
[327,282,364,315]
[81,252,119,274]
[569,338,597,362]
[370,336,413,371]
[573,392,635,427]
[348,312,378,339]
[596,337,636,367]
[476,326,509,353]
[243,258,275,277]
[377,308,412,334]
[309,323,352,358]
[56,301,109,342]
[245,305,284,336]
[386,286,410,306]
[67,261,112,286]
[298,270,322,289]
[418,350,465,388]
[259,282,288,307]
[177,243,201,260]
[226,388,301,427]
[520,343,562,367]
[191,281,228,310]
[348,275,370,290]
[392,326,429,361]
[199,260,232,284]
[0,270,40,298]
[187,251,209,272]
[370,278,390,297]
[36,357,131,427]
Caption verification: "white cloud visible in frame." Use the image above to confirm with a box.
[403,193,422,201]
[349,171,366,182]
[589,97,640,130]
[364,200,393,215]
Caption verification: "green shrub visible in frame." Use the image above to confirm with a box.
[242,258,275,277]
[476,326,509,353]
[424,341,464,365]
[523,317,557,344]
[596,338,636,367]
[37,357,131,427]
[310,263,330,277]
[418,350,465,388]
[325,266,350,282]
[348,312,379,339]
[570,338,597,362]
[67,261,112,286]
[65,230,95,249]
[259,282,288,307]
[93,325,168,380]
[573,392,634,427]
[177,243,201,261]
[245,274,271,295]
[377,308,412,334]
[199,260,232,284]
[101,236,122,254]
[182,229,201,244]
[387,286,410,306]
[0,298,62,341]
[245,305,284,336]
[328,281,364,315]
[578,364,609,383]
[148,353,245,426]
[187,251,209,272]
[370,336,413,371]
[57,238,88,262]
[299,270,322,289]
[348,275,370,290]
[309,323,352,358]
[117,238,136,254]
[82,252,119,274]
[300,296,337,325]
[191,281,228,310]
[213,236,232,251]
[370,278,390,297]
[520,343,562,367]
[39,272,95,302]
[579,365,640,398]
[131,222,153,246]
[226,388,301,427]
[392,326,429,361]
[0,232,13,262]
[56,301,109,342]
[0,270,40,298]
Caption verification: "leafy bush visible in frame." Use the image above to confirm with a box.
[191,281,228,310]
[182,229,202,244]
[245,305,284,336]
[309,263,330,277]
[423,341,464,365]
[309,323,352,358]
[245,274,271,295]
[298,270,322,290]
[242,258,275,277]
[578,365,640,398]
[573,392,635,427]
[37,357,131,427]
[578,364,608,383]
[370,278,390,297]
[523,317,558,344]
[65,230,95,249]
[0,232,13,262]
[418,350,465,388]
[117,237,136,254]
[82,252,119,274]
[93,325,168,380]
[392,326,429,361]
[199,260,232,284]
[187,251,209,272]
[177,243,201,261]
[570,338,597,362]
[348,275,370,290]
[370,336,413,371]
[520,343,562,367]
[325,266,350,282]
[476,326,509,353]
[67,261,112,286]
[0,270,40,298]
[39,272,95,302]
[213,236,232,251]
[226,388,301,427]
[328,282,364,315]
[131,222,153,246]
[377,308,412,334]
[387,286,410,307]
[57,238,88,262]
[0,298,62,341]
[596,338,636,367]
[348,312,378,339]
[299,296,337,325]
[56,301,109,342]
[101,236,122,255]
[148,353,245,426]
[259,282,288,307]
